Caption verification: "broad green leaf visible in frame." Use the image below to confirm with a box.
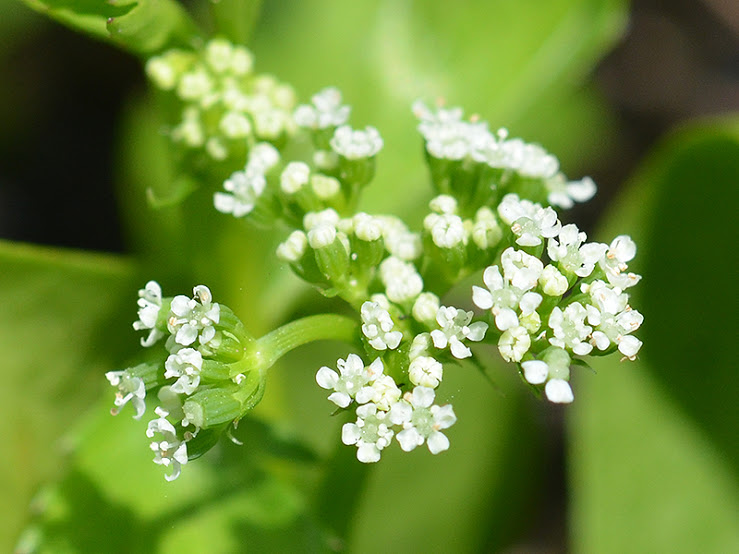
[569,119,739,553]
[253,0,628,215]
[19,0,201,55]
[0,240,137,551]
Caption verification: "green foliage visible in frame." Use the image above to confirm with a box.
[570,120,739,553]
[5,0,738,552]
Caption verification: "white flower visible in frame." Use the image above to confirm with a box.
[280,161,310,194]
[164,348,203,396]
[106,370,146,419]
[429,194,458,214]
[361,301,402,351]
[547,175,597,209]
[539,265,569,296]
[498,325,531,362]
[497,193,538,226]
[520,359,548,385]
[389,387,457,454]
[379,216,422,260]
[146,408,188,481]
[600,235,641,289]
[355,374,401,411]
[214,166,266,217]
[330,125,383,159]
[316,354,383,408]
[294,87,350,129]
[353,212,383,242]
[545,379,574,403]
[430,306,488,359]
[408,356,444,388]
[547,224,607,278]
[276,230,307,262]
[307,222,337,249]
[133,280,164,347]
[167,285,220,347]
[424,213,467,248]
[248,142,280,171]
[473,265,543,331]
[380,257,424,304]
[471,207,503,250]
[548,303,593,356]
[342,403,394,463]
[500,247,544,291]
[412,292,440,324]
[303,208,340,231]
[510,206,561,247]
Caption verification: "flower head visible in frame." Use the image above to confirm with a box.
[146,408,189,481]
[167,285,221,348]
[430,306,488,359]
[389,386,457,454]
[342,403,394,463]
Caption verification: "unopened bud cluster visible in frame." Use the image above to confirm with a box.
[106,281,264,480]
[145,38,296,163]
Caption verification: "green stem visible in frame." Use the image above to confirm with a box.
[248,314,358,372]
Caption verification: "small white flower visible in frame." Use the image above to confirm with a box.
[294,87,351,129]
[177,69,213,101]
[548,303,593,356]
[106,370,146,419]
[520,359,548,385]
[547,175,597,209]
[316,354,383,408]
[307,222,337,249]
[330,125,383,159]
[248,142,281,171]
[133,280,164,347]
[167,285,220,347]
[430,305,488,359]
[408,356,444,388]
[600,235,641,289]
[146,408,189,481]
[379,257,424,304]
[164,348,203,396]
[539,265,569,296]
[276,230,307,262]
[355,374,401,411]
[425,213,467,248]
[353,212,383,242]
[500,247,544,291]
[498,325,531,362]
[379,216,422,261]
[429,194,458,214]
[412,292,441,325]
[409,332,432,360]
[361,301,402,351]
[473,265,541,331]
[280,161,310,194]
[214,166,266,218]
[510,206,561,247]
[303,208,340,231]
[547,224,607,278]
[544,378,574,403]
[342,403,394,463]
[389,386,457,454]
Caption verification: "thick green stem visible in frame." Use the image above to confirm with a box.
[249,314,358,372]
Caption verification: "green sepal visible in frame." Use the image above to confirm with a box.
[184,425,226,460]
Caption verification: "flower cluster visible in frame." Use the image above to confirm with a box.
[145,38,296,162]
[112,44,644,477]
[106,282,263,480]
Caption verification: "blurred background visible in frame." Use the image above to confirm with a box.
[1,1,737,552]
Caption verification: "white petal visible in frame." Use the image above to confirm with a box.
[427,431,450,454]
[316,367,338,389]
[522,360,548,384]
[545,379,574,403]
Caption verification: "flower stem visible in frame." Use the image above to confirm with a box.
[250,314,358,371]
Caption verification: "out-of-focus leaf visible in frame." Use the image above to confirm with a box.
[569,119,739,553]
[254,0,628,215]
[210,0,263,46]
[0,240,136,551]
[19,0,200,54]
[19,398,328,553]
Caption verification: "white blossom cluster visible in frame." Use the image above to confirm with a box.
[214,142,280,217]
[472,193,643,402]
[413,101,597,209]
[106,281,242,480]
[145,38,297,160]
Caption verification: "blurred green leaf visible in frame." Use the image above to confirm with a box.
[569,118,739,553]
[19,0,201,54]
[254,0,628,216]
[210,0,263,46]
[0,240,136,551]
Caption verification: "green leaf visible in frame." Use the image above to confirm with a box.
[253,0,628,217]
[0,240,137,551]
[210,0,263,46]
[569,119,739,553]
[19,0,201,54]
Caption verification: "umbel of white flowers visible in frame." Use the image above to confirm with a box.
[121,38,644,475]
